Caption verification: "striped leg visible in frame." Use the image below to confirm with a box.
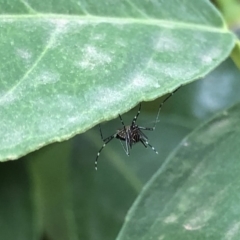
[95,135,115,170]
[96,124,120,170]
[132,103,142,125]
[144,140,158,154]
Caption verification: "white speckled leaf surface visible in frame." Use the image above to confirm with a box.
[0,0,236,161]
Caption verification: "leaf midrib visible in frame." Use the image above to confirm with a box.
[0,14,230,33]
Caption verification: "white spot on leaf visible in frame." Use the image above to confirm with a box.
[77,45,112,70]
[92,33,106,41]
[225,222,240,240]
[153,31,179,52]
[158,235,165,240]
[131,73,160,89]
[184,223,204,231]
[35,71,60,85]
[199,48,221,65]
[50,19,69,34]
[183,208,213,231]
[164,214,178,224]
[0,92,17,106]
[16,48,32,61]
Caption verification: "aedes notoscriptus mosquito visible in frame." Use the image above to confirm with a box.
[95,87,180,170]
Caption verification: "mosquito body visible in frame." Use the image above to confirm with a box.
[115,115,157,155]
[116,124,147,148]
[95,87,180,170]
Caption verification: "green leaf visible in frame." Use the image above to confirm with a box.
[70,114,190,240]
[231,40,240,69]
[0,160,36,240]
[214,0,240,27]
[117,102,240,240]
[27,142,78,240]
[0,0,236,161]
[71,57,240,240]
[2,57,238,240]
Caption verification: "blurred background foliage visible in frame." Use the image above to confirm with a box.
[1,1,240,240]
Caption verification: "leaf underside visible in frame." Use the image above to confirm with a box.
[0,0,236,161]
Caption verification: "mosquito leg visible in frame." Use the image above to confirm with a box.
[95,135,115,170]
[143,140,158,154]
[139,126,154,131]
[99,124,116,142]
[152,87,181,130]
[140,139,147,148]
[119,114,126,132]
[99,124,104,141]
[119,140,130,156]
[132,103,141,125]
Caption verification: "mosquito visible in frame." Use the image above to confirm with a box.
[95,87,180,170]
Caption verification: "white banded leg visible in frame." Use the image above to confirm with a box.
[144,140,158,154]
[132,103,141,125]
[95,135,115,170]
